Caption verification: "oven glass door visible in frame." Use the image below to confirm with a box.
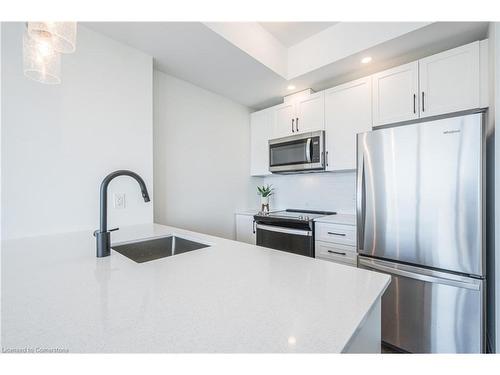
[269,138,310,167]
[256,224,313,257]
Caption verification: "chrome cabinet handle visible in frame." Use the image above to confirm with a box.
[413,94,416,114]
[326,151,329,167]
[327,232,346,236]
[422,92,425,112]
[252,220,256,234]
[296,117,299,132]
[291,118,295,133]
[328,250,346,256]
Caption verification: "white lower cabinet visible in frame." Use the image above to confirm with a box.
[314,219,357,267]
[315,222,356,246]
[235,214,256,244]
[316,242,357,266]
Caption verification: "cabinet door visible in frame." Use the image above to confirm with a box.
[235,214,256,244]
[272,102,295,139]
[250,109,272,176]
[325,77,372,171]
[372,61,419,126]
[419,41,480,118]
[295,91,325,134]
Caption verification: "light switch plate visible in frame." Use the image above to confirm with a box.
[113,192,126,209]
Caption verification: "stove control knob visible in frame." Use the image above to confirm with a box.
[304,216,309,221]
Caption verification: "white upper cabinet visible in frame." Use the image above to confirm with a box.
[272,91,325,138]
[294,91,325,134]
[372,61,419,126]
[250,109,272,176]
[419,41,480,118]
[325,77,372,171]
[248,40,489,177]
[273,102,295,139]
[373,41,485,127]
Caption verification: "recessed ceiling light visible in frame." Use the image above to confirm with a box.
[361,56,372,64]
[287,85,296,90]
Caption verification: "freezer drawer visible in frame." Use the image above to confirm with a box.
[358,257,484,353]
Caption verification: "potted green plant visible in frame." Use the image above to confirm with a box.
[257,184,274,212]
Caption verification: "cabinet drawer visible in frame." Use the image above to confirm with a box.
[315,241,357,266]
[315,223,356,246]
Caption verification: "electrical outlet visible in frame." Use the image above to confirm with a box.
[113,193,126,209]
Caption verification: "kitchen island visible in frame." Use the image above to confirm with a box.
[1,223,390,353]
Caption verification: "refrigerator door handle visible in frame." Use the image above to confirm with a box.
[358,257,481,291]
[356,151,366,251]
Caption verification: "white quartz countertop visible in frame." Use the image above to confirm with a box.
[2,223,389,353]
[314,214,356,226]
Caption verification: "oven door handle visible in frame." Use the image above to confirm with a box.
[256,224,312,237]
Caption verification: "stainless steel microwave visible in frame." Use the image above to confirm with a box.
[269,130,325,173]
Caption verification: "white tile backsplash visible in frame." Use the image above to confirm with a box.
[263,171,356,213]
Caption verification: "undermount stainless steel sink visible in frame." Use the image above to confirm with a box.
[111,236,210,263]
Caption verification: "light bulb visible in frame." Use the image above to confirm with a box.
[28,22,77,54]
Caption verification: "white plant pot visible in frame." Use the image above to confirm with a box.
[260,196,270,212]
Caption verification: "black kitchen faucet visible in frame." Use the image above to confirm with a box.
[94,170,150,257]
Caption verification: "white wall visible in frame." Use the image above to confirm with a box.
[1,23,154,240]
[263,172,356,214]
[154,71,259,239]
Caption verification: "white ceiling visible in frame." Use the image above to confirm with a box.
[84,22,286,109]
[259,22,338,47]
[84,22,489,110]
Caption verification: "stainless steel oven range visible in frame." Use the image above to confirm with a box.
[253,209,335,257]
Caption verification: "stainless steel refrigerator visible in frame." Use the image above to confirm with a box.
[356,112,485,353]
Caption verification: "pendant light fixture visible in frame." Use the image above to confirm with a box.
[22,22,77,85]
[28,22,77,54]
[23,30,61,84]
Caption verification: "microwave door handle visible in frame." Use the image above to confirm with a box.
[306,138,312,163]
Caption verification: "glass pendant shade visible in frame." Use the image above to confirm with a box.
[23,31,61,84]
[28,22,77,54]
